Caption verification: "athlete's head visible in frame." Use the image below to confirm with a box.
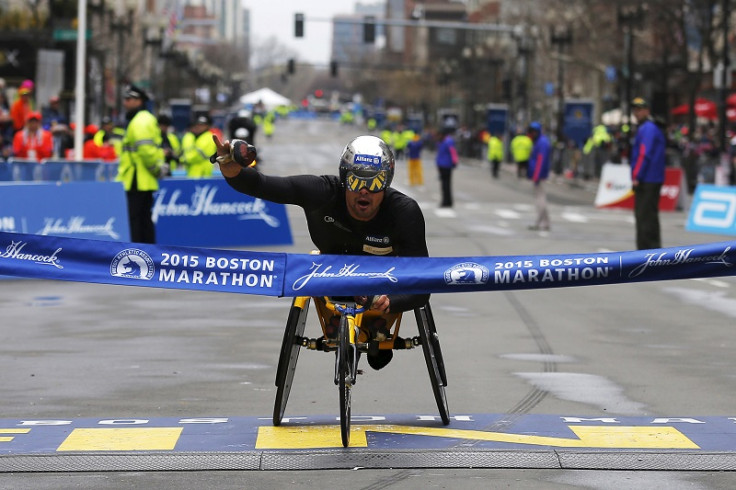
[339,135,395,193]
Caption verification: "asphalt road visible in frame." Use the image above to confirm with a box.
[2,118,736,489]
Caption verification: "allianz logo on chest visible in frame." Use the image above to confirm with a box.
[152,185,280,227]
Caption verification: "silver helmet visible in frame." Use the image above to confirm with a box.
[338,135,395,192]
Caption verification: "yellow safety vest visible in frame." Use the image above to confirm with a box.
[116,110,165,191]
[181,130,216,178]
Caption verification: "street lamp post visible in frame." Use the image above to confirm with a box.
[618,4,645,161]
[550,25,572,145]
[111,0,137,120]
[144,19,166,108]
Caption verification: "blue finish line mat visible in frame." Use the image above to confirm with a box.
[2,414,736,471]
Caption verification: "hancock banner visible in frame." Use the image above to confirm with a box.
[1,232,735,298]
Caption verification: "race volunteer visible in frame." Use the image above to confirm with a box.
[213,134,430,370]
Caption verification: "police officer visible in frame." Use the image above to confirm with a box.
[94,116,124,158]
[181,113,216,178]
[158,114,181,174]
[116,85,166,244]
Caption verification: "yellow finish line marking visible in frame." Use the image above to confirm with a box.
[57,428,183,451]
[0,428,31,442]
[256,425,699,450]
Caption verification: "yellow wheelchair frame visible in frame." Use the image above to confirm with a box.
[273,295,449,447]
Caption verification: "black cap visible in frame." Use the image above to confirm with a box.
[157,114,172,125]
[193,114,211,125]
[631,97,648,108]
[124,84,150,102]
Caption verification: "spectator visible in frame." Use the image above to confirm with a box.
[50,124,73,159]
[436,126,459,208]
[630,97,666,249]
[0,88,11,146]
[82,124,100,159]
[41,95,67,128]
[10,83,34,133]
[12,111,52,161]
[406,132,424,186]
[527,122,551,231]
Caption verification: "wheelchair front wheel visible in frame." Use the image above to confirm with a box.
[338,314,352,447]
[416,304,450,425]
[273,298,310,426]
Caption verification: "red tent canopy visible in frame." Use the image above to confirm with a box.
[670,98,718,119]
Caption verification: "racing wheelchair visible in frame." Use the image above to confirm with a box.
[273,295,449,447]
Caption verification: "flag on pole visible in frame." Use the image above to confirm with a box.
[162,0,184,51]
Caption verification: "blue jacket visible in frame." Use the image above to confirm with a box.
[631,119,666,183]
[436,135,458,168]
[407,139,423,159]
[527,133,551,182]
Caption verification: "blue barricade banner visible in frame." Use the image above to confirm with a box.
[686,184,736,236]
[153,178,293,247]
[0,182,130,241]
[0,160,116,182]
[0,231,734,298]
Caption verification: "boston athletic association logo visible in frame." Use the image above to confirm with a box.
[110,249,155,280]
[443,262,490,285]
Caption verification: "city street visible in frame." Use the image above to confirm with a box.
[2,118,736,489]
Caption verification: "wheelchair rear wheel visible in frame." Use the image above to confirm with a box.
[273,298,310,426]
[415,303,450,425]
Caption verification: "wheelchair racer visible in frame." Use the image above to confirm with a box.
[213,134,429,369]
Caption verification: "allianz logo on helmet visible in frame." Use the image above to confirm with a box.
[354,154,381,166]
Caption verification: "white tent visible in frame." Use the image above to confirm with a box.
[239,87,291,110]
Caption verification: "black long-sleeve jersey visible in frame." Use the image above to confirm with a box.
[225,168,430,312]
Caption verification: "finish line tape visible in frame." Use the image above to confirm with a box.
[0,231,734,297]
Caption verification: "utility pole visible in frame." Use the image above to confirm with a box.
[550,26,572,145]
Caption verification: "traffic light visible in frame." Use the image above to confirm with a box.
[294,13,304,38]
[287,58,295,74]
[330,60,338,77]
[363,15,375,43]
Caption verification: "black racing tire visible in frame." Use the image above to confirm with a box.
[338,314,352,447]
[423,302,447,386]
[415,303,450,425]
[273,298,310,426]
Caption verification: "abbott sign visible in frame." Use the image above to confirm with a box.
[686,184,736,236]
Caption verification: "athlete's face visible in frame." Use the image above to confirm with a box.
[345,187,384,221]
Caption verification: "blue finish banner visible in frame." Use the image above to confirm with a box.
[0,181,129,241]
[0,232,734,298]
[153,179,293,247]
[0,232,284,296]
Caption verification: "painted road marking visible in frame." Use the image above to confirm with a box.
[57,428,183,451]
[0,428,30,442]
[255,424,698,450]
[2,415,734,455]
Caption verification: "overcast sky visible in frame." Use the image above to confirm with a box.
[245,0,360,66]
